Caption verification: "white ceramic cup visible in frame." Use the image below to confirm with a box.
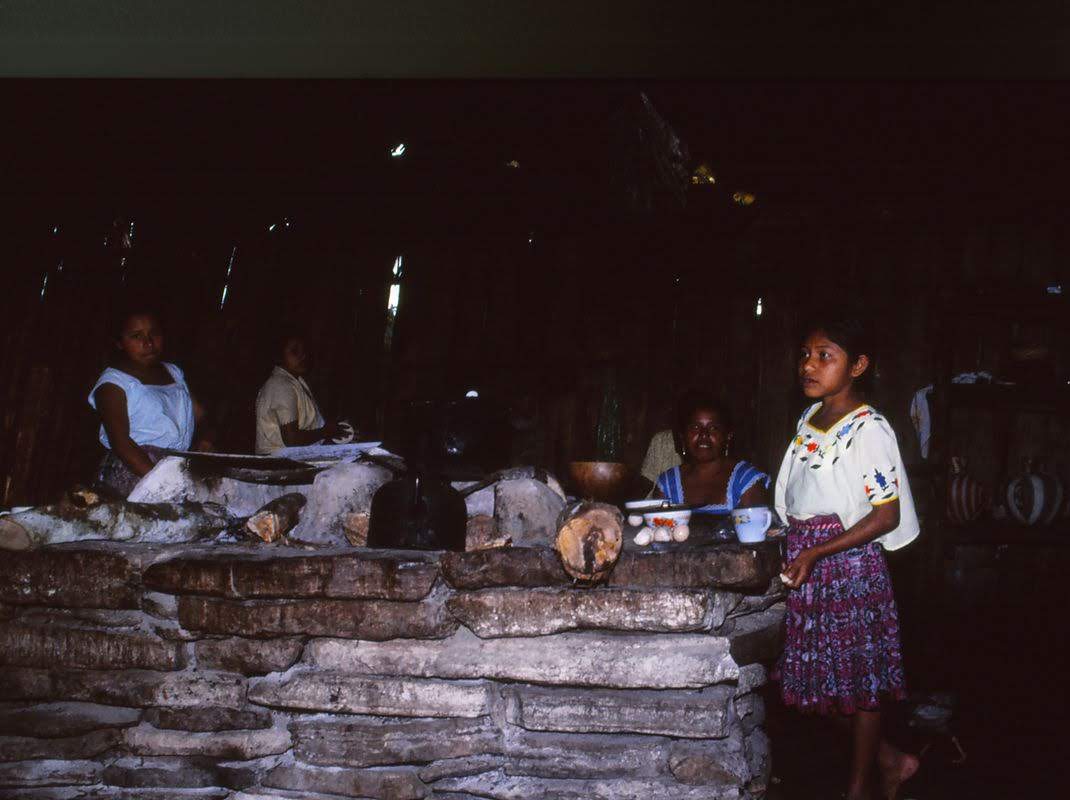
[733,506,773,543]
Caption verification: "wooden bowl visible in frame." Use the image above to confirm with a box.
[567,461,631,503]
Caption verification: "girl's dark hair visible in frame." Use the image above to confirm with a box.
[674,389,733,438]
[801,309,876,390]
[272,327,306,362]
[110,305,162,341]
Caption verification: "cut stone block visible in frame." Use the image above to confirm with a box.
[417,755,507,783]
[146,550,440,601]
[0,702,141,738]
[505,684,734,738]
[0,728,123,761]
[0,669,246,709]
[288,462,394,545]
[291,716,502,768]
[735,693,765,734]
[0,548,140,609]
[265,760,428,799]
[124,722,291,759]
[143,706,272,732]
[668,733,751,786]
[0,759,102,787]
[194,636,305,675]
[727,604,786,666]
[249,671,492,718]
[142,592,179,619]
[178,595,457,640]
[435,771,744,799]
[0,625,179,671]
[734,664,768,697]
[503,731,667,779]
[103,755,256,790]
[448,587,737,637]
[493,478,565,547]
[440,548,568,590]
[608,545,781,592]
[308,627,738,689]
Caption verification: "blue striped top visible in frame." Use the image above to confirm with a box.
[655,460,770,513]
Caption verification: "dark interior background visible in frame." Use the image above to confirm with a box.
[1,81,1067,509]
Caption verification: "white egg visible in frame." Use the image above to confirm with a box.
[634,528,653,546]
[627,514,644,527]
[653,526,672,542]
[672,524,690,542]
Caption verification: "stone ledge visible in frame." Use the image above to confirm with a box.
[504,685,735,738]
[0,702,141,738]
[435,770,744,799]
[178,595,457,640]
[144,550,440,601]
[608,545,781,592]
[440,549,568,590]
[0,549,141,610]
[0,669,247,709]
[0,625,180,671]
[124,723,291,759]
[249,671,493,718]
[447,587,739,638]
[193,636,305,675]
[308,628,739,689]
[291,716,502,768]
[264,760,428,800]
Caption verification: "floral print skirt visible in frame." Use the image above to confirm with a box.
[774,513,906,715]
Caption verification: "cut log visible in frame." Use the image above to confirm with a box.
[554,501,624,585]
[245,493,307,543]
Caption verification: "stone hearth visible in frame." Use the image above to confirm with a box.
[0,541,784,799]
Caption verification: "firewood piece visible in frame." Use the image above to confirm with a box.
[554,501,624,585]
[245,493,307,543]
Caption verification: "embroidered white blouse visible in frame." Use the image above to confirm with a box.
[774,403,919,551]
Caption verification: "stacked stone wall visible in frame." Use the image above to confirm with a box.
[0,542,784,800]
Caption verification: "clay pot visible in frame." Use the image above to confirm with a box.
[1006,459,1064,526]
[567,461,631,504]
[946,457,990,526]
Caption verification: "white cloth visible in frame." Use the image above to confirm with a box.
[255,366,326,454]
[774,403,919,552]
[88,363,195,451]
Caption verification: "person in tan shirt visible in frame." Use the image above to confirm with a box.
[254,334,341,454]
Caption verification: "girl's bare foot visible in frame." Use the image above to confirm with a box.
[878,750,919,800]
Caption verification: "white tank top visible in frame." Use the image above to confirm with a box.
[88,362,195,451]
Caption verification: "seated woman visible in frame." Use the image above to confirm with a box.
[89,308,209,497]
[655,391,769,512]
[255,332,341,454]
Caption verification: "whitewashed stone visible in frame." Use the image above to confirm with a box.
[448,587,737,637]
[0,669,246,709]
[0,702,141,737]
[249,671,492,718]
[493,478,565,547]
[505,685,734,738]
[194,636,304,675]
[289,462,393,545]
[0,759,102,787]
[0,624,179,671]
[265,760,428,799]
[417,755,507,782]
[124,722,291,759]
[0,729,122,761]
[435,771,744,799]
[503,731,667,779]
[308,628,739,689]
[291,716,502,768]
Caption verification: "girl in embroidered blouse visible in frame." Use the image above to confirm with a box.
[774,315,920,800]
[654,391,769,513]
